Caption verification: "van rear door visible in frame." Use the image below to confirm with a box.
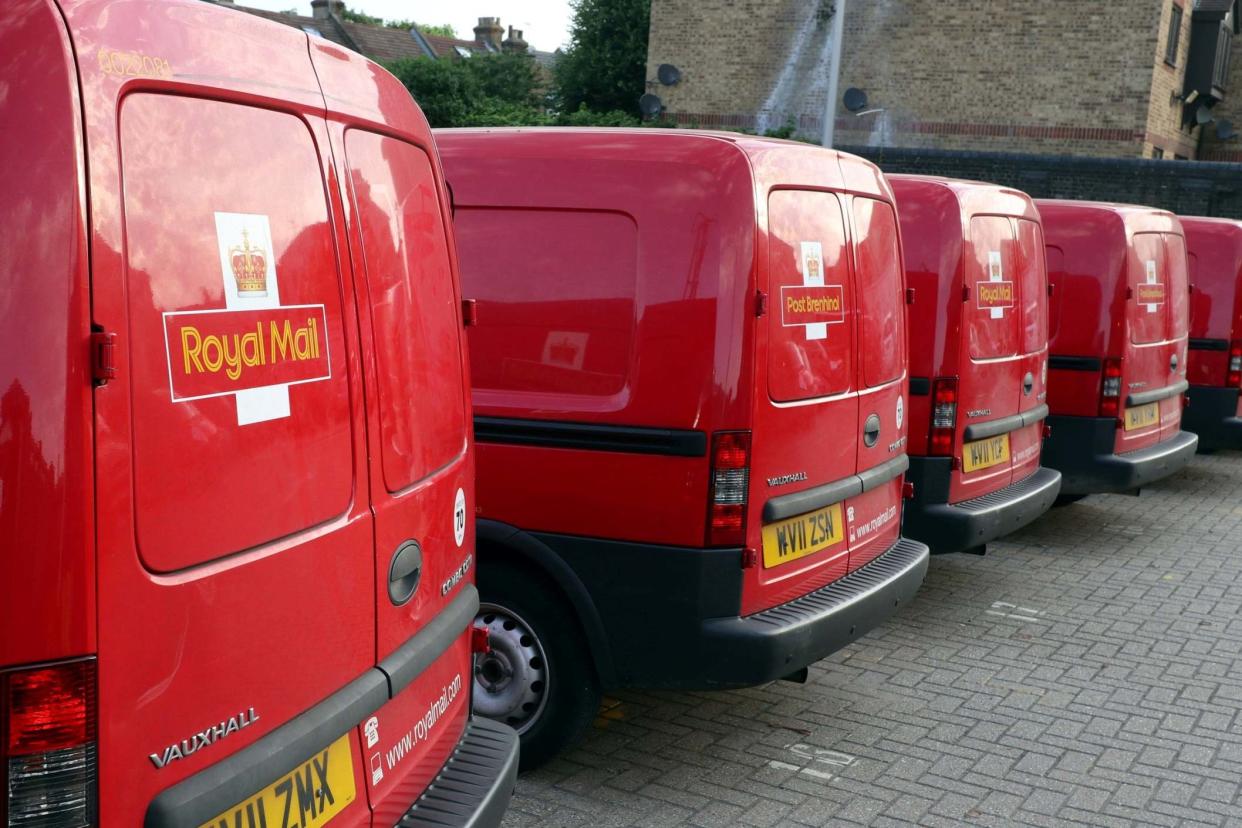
[953,216,1022,501]
[1012,218,1050,482]
[85,69,374,826]
[847,196,907,572]
[748,189,858,612]
[1119,232,1181,453]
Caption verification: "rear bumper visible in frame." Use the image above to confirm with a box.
[398,717,518,828]
[902,460,1062,554]
[540,530,928,690]
[1041,415,1198,495]
[1183,386,1242,451]
[693,537,929,687]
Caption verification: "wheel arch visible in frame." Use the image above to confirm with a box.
[474,518,618,688]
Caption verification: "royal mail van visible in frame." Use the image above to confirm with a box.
[1037,200,1198,495]
[889,176,1061,554]
[436,128,930,768]
[0,1,516,825]
[1181,216,1242,450]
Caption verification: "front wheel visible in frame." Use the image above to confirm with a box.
[473,563,601,771]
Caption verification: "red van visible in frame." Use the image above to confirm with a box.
[889,176,1061,554]
[437,128,930,767]
[1181,216,1242,450]
[0,1,516,825]
[1037,200,1198,495]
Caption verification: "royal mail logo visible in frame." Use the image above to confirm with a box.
[976,280,1015,309]
[229,228,269,297]
[163,305,329,401]
[1137,283,1166,306]
[782,285,846,327]
[160,212,331,425]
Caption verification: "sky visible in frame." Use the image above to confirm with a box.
[237,0,573,52]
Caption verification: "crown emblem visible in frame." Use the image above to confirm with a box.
[229,229,268,298]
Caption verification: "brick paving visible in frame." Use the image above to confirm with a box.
[503,449,1242,827]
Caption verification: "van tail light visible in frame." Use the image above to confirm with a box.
[2,659,97,828]
[1100,358,1123,419]
[1228,341,1242,388]
[707,431,750,547]
[929,377,958,456]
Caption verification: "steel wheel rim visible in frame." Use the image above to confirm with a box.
[473,602,549,735]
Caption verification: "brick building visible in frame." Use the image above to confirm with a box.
[645,0,1240,160]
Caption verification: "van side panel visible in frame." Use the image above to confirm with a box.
[0,0,96,668]
[1185,220,1242,386]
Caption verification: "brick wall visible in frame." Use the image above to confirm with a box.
[647,0,1212,159]
[844,144,1242,218]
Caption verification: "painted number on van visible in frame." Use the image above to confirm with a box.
[1140,260,1165,313]
[977,251,1014,320]
[97,48,171,78]
[161,213,331,425]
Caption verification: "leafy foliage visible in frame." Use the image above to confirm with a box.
[416,23,457,37]
[555,0,651,116]
[386,53,545,128]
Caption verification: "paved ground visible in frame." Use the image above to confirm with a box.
[502,450,1242,827]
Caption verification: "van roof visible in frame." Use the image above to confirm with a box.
[435,127,893,201]
[1035,199,1182,236]
[890,174,1040,221]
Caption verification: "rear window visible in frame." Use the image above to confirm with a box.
[1016,219,1049,354]
[1130,233,1169,345]
[345,130,467,493]
[767,190,853,402]
[455,208,637,400]
[966,216,1020,360]
[121,94,352,572]
[1165,233,1190,340]
[853,198,904,387]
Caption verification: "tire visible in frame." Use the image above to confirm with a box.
[473,561,601,771]
[1053,493,1087,506]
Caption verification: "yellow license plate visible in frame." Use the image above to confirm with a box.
[761,503,845,569]
[198,733,356,828]
[1124,402,1160,431]
[962,434,1010,473]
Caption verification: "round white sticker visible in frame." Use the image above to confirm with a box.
[896,395,905,430]
[453,488,467,548]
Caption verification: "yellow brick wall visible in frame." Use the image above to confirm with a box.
[1145,1,1202,158]
[647,0,1198,159]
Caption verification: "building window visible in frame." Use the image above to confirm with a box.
[1152,146,1166,159]
[1213,21,1234,90]
[1165,3,1183,66]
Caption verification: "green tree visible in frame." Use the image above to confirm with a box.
[555,0,651,116]
[386,54,546,128]
[338,6,382,25]
[415,23,458,37]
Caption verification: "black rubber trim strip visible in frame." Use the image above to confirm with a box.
[145,585,479,828]
[1189,338,1230,351]
[1049,355,1103,372]
[474,416,707,457]
[1127,379,1189,408]
[963,404,1050,442]
[763,455,909,523]
[397,717,518,827]
[909,377,931,396]
[379,585,479,695]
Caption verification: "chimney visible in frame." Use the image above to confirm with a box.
[310,0,343,20]
[473,17,504,51]
[502,25,528,54]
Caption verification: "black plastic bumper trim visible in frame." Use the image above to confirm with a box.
[902,465,1062,554]
[1040,415,1198,495]
[1189,338,1230,351]
[145,585,480,828]
[763,455,909,523]
[1183,385,1242,450]
[397,717,519,828]
[962,404,1050,442]
[1049,355,1102,372]
[1126,379,1188,408]
[474,416,707,457]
